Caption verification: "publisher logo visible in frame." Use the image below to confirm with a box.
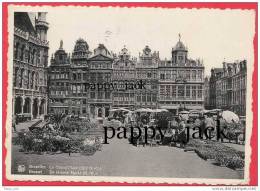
[17,164,26,173]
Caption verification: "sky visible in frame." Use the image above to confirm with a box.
[42,7,255,76]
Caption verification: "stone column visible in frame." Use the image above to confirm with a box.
[87,104,90,114]
[30,97,33,119]
[44,100,47,115]
[95,106,98,118]
[37,99,41,119]
[21,97,24,114]
[102,107,105,118]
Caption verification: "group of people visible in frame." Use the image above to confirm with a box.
[129,111,241,148]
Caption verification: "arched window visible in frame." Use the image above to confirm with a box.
[14,67,19,87]
[19,69,24,88]
[35,73,39,90]
[20,44,25,61]
[73,73,76,81]
[31,72,35,89]
[32,49,36,65]
[37,50,40,65]
[14,42,19,59]
[28,47,31,63]
[27,70,30,89]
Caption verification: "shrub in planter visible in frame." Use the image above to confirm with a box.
[215,153,244,169]
[68,139,84,153]
[225,130,237,141]
[226,156,244,169]
[13,131,27,145]
[215,153,227,166]
[80,145,97,156]
[197,148,216,160]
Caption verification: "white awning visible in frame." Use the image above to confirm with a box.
[160,106,179,109]
[186,106,204,110]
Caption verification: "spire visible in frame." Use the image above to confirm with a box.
[59,40,63,49]
[178,33,181,42]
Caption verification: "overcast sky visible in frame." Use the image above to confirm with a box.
[43,7,255,75]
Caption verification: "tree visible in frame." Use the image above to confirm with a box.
[50,112,66,130]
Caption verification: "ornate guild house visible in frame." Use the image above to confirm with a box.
[112,46,137,110]
[48,40,71,114]
[135,46,159,109]
[207,60,247,116]
[48,35,205,118]
[158,36,204,115]
[13,12,49,120]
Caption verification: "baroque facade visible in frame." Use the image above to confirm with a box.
[208,60,247,116]
[48,36,205,118]
[49,40,113,118]
[13,12,49,120]
[158,37,205,115]
[48,40,71,114]
[135,46,159,109]
[112,46,137,110]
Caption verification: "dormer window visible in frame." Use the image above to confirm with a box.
[178,56,183,61]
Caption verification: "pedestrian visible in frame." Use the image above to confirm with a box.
[217,114,226,143]
[15,114,19,125]
[193,117,202,139]
[204,114,215,140]
[177,120,187,148]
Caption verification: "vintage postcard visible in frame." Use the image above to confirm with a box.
[3,3,257,185]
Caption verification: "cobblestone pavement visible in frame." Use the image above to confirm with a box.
[11,137,242,179]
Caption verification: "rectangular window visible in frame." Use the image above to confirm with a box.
[166,85,171,98]
[192,86,196,98]
[160,73,165,80]
[192,70,196,80]
[125,94,129,101]
[83,73,87,80]
[186,85,190,98]
[77,85,81,93]
[198,85,202,98]
[98,92,103,99]
[153,72,157,79]
[152,84,157,90]
[172,70,177,80]
[178,85,184,98]
[105,73,111,82]
[152,94,157,102]
[137,94,141,102]
[186,70,190,80]
[72,85,77,93]
[198,70,202,80]
[160,85,165,98]
[166,71,171,80]
[90,73,95,82]
[90,92,95,99]
[105,92,110,99]
[172,85,176,98]
[147,94,151,102]
[142,94,146,102]
[97,73,102,82]
[178,56,183,61]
